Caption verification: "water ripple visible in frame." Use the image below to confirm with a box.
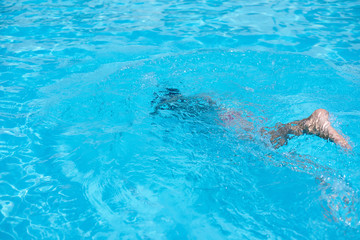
[1,0,360,238]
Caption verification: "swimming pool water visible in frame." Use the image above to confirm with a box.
[1,0,360,239]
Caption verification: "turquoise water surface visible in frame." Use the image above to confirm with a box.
[1,0,360,239]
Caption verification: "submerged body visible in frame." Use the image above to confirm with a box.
[151,88,356,227]
[152,89,351,150]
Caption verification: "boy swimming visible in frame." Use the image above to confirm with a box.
[152,88,351,150]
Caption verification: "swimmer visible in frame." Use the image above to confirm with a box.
[152,89,351,150]
[152,89,354,226]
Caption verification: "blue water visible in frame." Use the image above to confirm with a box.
[1,0,360,239]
